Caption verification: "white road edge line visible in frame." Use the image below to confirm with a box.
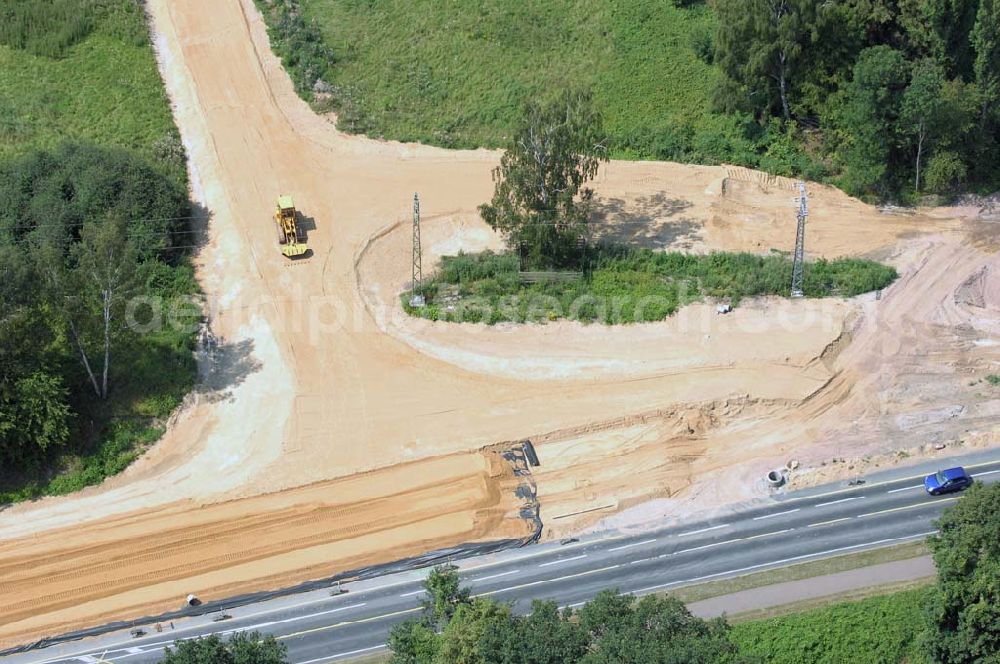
[539,554,587,567]
[632,538,897,594]
[608,539,656,552]
[677,524,728,537]
[974,469,1000,476]
[299,644,386,664]
[887,485,922,494]
[752,509,799,521]
[815,496,860,507]
[897,530,939,540]
[399,589,424,598]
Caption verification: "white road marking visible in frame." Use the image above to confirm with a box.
[474,564,621,598]
[807,517,850,528]
[887,485,922,494]
[299,644,386,663]
[539,554,587,567]
[220,603,369,635]
[472,569,520,583]
[608,539,656,552]
[674,540,737,555]
[974,469,1000,476]
[752,508,799,520]
[744,528,792,541]
[897,530,939,540]
[399,589,424,597]
[677,524,728,537]
[126,647,144,654]
[857,497,959,518]
[77,657,98,663]
[815,496,860,507]
[632,538,896,594]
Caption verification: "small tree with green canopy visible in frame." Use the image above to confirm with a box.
[0,246,71,467]
[160,631,286,664]
[422,564,471,625]
[479,90,607,270]
[838,45,911,197]
[924,482,1000,662]
[900,58,945,192]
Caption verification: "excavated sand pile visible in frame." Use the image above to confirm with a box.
[0,0,996,646]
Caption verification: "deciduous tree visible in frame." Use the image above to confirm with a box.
[838,46,911,197]
[160,632,286,664]
[479,90,606,269]
[900,58,945,191]
[713,0,819,120]
[924,483,1000,662]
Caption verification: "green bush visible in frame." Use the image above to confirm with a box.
[732,587,931,664]
[253,0,337,102]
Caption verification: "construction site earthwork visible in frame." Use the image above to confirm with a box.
[1,0,999,650]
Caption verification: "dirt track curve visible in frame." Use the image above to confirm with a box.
[0,0,997,646]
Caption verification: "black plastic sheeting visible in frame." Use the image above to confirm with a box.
[522,440,540,467]
[3,448,544,657]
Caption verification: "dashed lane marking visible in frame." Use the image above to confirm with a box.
[807,517,851,528]
[677,524,728,537]
[608,539,656,552]
[472,569,520,583]
[744,529,792,541]
[538,554,587,568]
[857,497,959,519]
[752,509,799,521]
[815,497,860,507]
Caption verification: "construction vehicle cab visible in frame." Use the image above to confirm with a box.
[275,195,307,257]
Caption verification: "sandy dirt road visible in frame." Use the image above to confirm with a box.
[0,0,997,646]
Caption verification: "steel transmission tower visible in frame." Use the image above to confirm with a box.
[790,181,808,298]
[409,192,425,307]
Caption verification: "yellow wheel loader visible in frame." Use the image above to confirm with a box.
[274,195,307,257]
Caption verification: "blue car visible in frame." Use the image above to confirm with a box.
[924,467,973,496]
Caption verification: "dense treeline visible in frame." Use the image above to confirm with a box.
[388,567,743,664]
[0,1,198,501]
[266,0,1000,202]
[712,0,1000,199]
[0,145,198,485]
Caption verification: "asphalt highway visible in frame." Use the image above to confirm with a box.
[9,452,1000,664]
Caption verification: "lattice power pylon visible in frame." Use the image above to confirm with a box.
[409,192,425,307]
[790,181,808,298]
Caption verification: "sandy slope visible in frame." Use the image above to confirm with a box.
[0,0,996,645]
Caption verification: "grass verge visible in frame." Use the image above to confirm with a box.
[667,540,929,605]
[403,248,897,324]
[281,0,818,176]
